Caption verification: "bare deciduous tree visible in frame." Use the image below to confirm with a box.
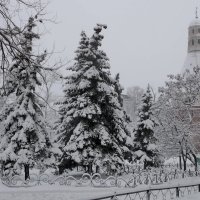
[155,67,200,170]
[0,0,47,94]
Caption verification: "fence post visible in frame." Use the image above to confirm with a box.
[115,175,118,187]
[145,175,149,185]
[134,176,137,187]
[155,174,158,184]
[174,169,177,179]
[146,190,151,200]
[176,187,179,197]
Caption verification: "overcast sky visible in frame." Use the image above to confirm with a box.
[42,0,200,91]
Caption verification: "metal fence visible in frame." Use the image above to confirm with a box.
[122,163,195,174]
[84,182,200,200]
[1,169,200,188]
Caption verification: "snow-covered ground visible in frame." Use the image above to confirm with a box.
[180,193,200,200]
[0,182,128,200]
[1,176,200,200]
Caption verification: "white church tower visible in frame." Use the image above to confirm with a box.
[183,8,200,72]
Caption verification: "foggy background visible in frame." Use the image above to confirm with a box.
[41,0,200,92]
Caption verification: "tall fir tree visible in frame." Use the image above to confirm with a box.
[133,85,158,169]
[114,73,124,107]
[114,73,131,124]
[0,17,57,179]
[57,25,132,173]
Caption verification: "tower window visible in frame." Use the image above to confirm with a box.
[198,39,200,44]
[198,28,200,33]
[192,29,195,34]
[192,39,194,45]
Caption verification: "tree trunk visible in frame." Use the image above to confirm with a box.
[96,165,99,173]
[88,163,93,174]
[192,153,198,171]
[24,164,30,180]
[179,155,182,170]
[183,160,187,171]
[181,148,187,171]
[144,160,147,170]
[181,153,187,171]
[1,161,4,176]
[107,164,111,175]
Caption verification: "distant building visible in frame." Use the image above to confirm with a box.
[182,13,200,151]
[182,13,200,123]
[183,14,200,72]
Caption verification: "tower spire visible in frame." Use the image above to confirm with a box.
[196,7,198,19]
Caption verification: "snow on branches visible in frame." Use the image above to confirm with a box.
[133,85,159,169]
[155,67,200,170]
[0,17,59,179]
[56,24,132,173]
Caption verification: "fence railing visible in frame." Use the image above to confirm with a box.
[84,181,200,200]
[122,163,195,174]
[1,169,200,188]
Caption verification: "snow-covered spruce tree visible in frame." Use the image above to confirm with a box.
[133,85,159,169]
[114,73,131,124]
[113,73,133,162]
[0,17,57,179]
[56,25,132,174]
[114,73,123,107]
